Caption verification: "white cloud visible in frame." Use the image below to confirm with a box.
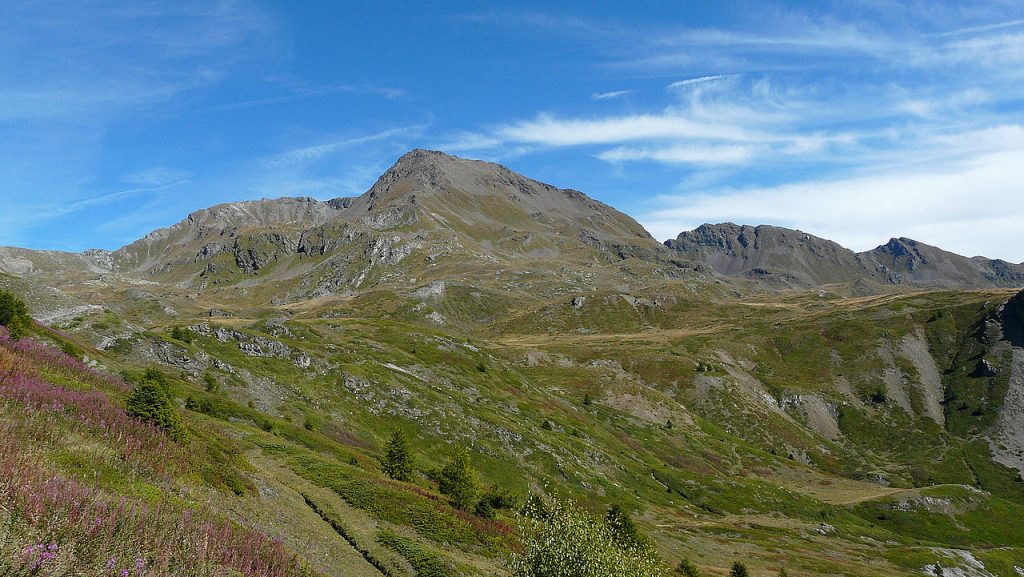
[265,125,426,167]
[495,113,769,146]
[666,75,736,90]
[592,90,634,100]
[597,144,755,164]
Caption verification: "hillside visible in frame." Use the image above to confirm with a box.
[2,150,1024,577]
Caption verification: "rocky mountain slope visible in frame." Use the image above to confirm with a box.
[667,223,1024,290]
[3,150,1024,577]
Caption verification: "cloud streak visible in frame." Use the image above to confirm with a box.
[265,124,428,167]
[592,90,634,100]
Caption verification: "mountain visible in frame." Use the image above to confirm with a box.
[667,222,1024,290]
[664,223,872,287]
[3,150,1024,577]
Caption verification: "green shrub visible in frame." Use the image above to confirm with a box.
[677,558,700,577]
[377,529,454,577]
[170,326,193,344]
[0,289,31,339]
[730,562,749,577]
[606,504,646,549]
[202,371,220,393]
[383,430,414,481]
[126,372,182,440]
[438,447,480,511]
[510,496,663,577]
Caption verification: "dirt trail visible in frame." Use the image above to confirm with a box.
[495,324,728,347]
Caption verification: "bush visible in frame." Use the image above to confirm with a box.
[126,370,181,440]
[0,289,31,339]
[383,430,414,481]
[170,326,193,344]
[481,485,519,511]
[606,504,646,549]
[730,562,750,577]
[438,447,480,511]
[202,371,220,393]
[510,496,663,577]
[677,558,700,577]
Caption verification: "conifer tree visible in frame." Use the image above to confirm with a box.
[0,289,31,339]
[126,370,181,440]
[439,447,480,510]
[383,430,414,481]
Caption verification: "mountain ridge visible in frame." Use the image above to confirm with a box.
[666,221,1024,290]
[1,150,1021,294]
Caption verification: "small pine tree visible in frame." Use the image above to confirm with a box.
[730,562,749,577]
[583,393,592,406]
[126,372,181,440]
[0,289,32,339]
[606,504,643,549]
[677,558,700,577]
[541,419,553,431]
[778,568,789,577]
[438,447,480,511]
[383,430,414,481]
[202,371,220,393]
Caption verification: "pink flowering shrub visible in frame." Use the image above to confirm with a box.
[1,323,131,392]
[0,328,311,576]
[0,347,181,476]
[0,438,304,576]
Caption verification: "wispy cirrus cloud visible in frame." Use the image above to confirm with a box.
[592,90,634,100]
[264,124,428,167]
[197,83,405,113]
[666,75,738,90]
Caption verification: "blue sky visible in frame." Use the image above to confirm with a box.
[2,1,1023,261]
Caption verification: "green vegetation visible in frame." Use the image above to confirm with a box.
[510,496,663,577]
[170,325,193,343]
[605,504,644,549]
[377,529,456,577]
[0,289,31,339]
[730,562,749,577]
[438,447,481,511]
[125,369,182,440]
[677,558,700,577]
[383,430,414,481]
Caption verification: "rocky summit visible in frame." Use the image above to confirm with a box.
[2,150,1024,577]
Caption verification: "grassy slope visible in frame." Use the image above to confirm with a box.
[5,282,1024,576]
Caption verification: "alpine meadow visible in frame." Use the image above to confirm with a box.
[2,3,1024,577]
